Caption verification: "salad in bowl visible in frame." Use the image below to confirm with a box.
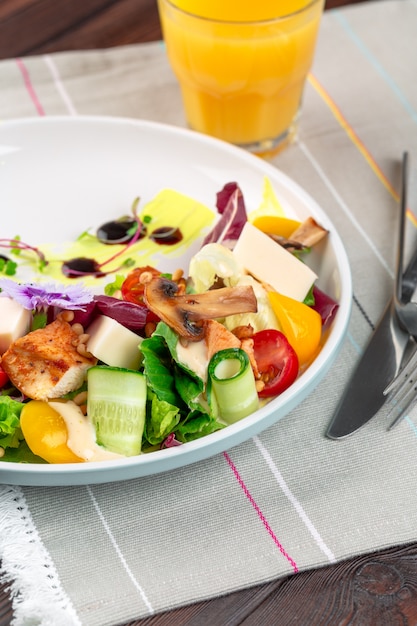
[0,179,339,467]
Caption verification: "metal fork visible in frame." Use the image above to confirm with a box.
[384,344,417,428]
[392,152,417,334]
[384,152,417,428]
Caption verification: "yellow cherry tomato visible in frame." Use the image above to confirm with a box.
[251,215,302,238]
[268,291,322,366]
[20,400,84,464]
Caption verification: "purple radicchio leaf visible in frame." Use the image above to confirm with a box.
[161,433,182,448]
[72,295,148,333]
[312,286,339,329]
[202,182,247,248]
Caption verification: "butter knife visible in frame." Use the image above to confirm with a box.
[325,297,412,439]
[327,152,414,439]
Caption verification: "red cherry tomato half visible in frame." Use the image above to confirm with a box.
[252,329,299,398]
[121,266,160,323]
[0,367,9,388]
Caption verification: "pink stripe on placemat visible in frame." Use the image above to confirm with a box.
[15,58,45,116]
[223,451,298,573]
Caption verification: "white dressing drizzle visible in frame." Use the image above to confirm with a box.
[48,401,123,462]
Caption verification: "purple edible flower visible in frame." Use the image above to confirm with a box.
[0,279,94,312]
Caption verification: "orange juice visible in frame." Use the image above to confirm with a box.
[158,0,324,154]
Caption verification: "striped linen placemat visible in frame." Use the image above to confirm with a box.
[1,1,417,624]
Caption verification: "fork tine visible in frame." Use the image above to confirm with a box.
[385,347,417,429]
[388,405,414,430]
[384,346,417,395]
[386,386,417,429]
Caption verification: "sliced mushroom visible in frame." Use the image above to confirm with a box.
[289,217,328,248]
[144,277,258,341]
[268,217,328,252]
[267,235,307,251]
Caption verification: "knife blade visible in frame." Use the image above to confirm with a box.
[327,152,415,439]
[326,298,412,439]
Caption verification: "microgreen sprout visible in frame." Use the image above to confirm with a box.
[94,200,143,269]
[0,238,48,272]
[0,257,18,276]
[2,199,147,282]
[76,230,96,242]
[104,274,126,296]
[126,223,138,238]
[63,198,144,278]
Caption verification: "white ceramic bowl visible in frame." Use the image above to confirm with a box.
[0,116,352,485]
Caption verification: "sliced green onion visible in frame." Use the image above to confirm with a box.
[208,348,259,424]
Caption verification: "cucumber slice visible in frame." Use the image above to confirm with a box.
[208,348,259,424]
[87,366,147,456]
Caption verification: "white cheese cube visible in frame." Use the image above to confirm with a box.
[233,222,317,301]
[86,315,143,370]
[0,297,32,355]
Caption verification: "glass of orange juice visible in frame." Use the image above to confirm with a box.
[157,0,325,157]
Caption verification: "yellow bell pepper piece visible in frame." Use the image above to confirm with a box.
[20,400,84,464]
[268,291,322,366]
[251,215,302,239]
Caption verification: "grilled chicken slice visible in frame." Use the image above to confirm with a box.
[204,319,241,361]
[1,317,97,400]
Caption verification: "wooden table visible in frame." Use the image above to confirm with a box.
[0,0,368,60]
[3,1,417,624]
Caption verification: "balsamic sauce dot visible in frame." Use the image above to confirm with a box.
[60,218,182,280]
[150,227,183,246]
[96,219,146,245]
[62,257,106,279]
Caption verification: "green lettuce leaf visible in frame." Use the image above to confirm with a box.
[141,322,226,445]
[152,321,179,355]
[140,332,181,407]
[143,322,203,398]
[303,284,315,307]
[176,410,225,443]
[145,393,181,446]
[1,441,46,464]
[174,366,208,414]
[0,396,25,449]
[151,323,202,380]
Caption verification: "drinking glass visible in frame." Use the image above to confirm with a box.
[157,0,325,156]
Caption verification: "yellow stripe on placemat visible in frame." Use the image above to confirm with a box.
[307,73,417,228]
